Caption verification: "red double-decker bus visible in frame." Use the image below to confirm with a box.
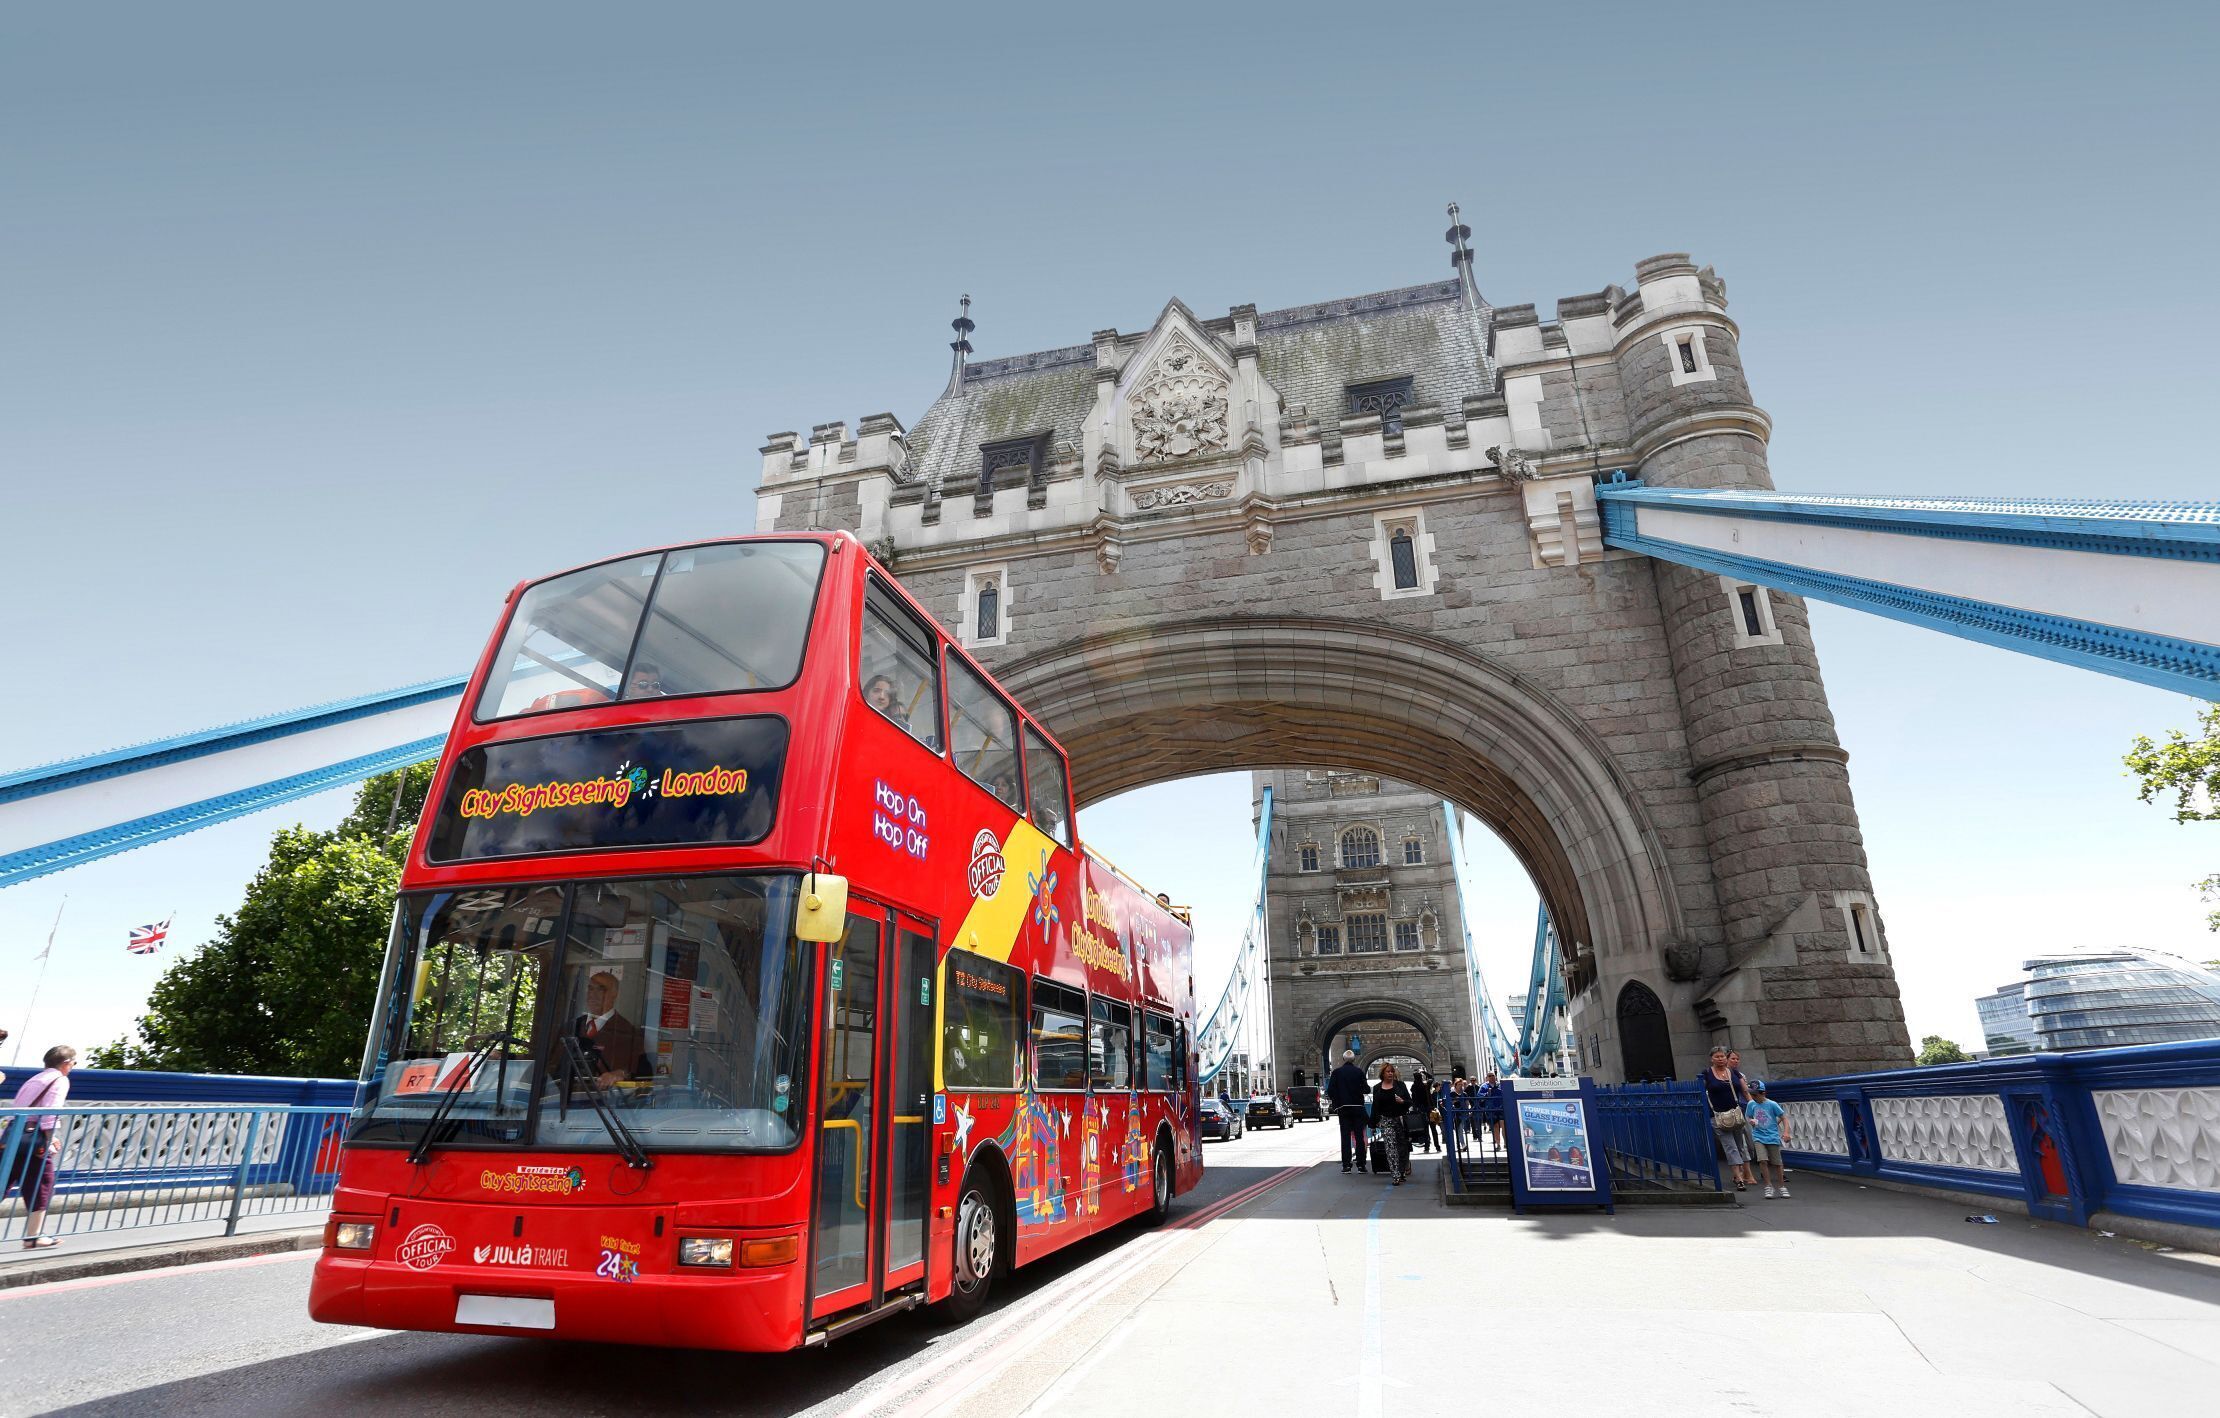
[309,532,1201,1349]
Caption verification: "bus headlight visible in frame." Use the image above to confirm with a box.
[678,1237,735,1268]
[330,1221,376,1251]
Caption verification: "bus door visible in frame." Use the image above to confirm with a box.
[808,903,935,1320]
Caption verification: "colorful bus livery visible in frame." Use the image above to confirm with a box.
[310,533,1201,1351]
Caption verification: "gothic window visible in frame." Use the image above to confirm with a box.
[1372,511,1438,600]
[1662,328,1715,387]
[1346,376,1416,435]
[1389,528,1418,590]
[1721,577,1780,649]
[1402,837,1423,865]
[963,565,1012,648]
[1347,914,1388,954]
[1834,891,1885,962]
[1340,827,1381,869]
[978,435,1043,496]
[1316,924,1342,955]
[1393,921,1421,952]
[1299,843,1320,873]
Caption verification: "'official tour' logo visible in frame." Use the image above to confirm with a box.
[967,830,1005,898]
[396,1223,455,1271]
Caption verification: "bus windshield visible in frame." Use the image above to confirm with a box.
[476,540,827,719]
[352,875,811,1154]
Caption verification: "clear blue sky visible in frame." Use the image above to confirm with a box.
[3,2,2215,1067]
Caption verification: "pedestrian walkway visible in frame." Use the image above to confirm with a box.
[0,1207,316,1288]
[932,1135,2220,1418]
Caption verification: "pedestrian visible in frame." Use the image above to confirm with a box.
[1326,1049,1371,1174]
[9,1045,78,1250]
[1408,1070,1437,1153]
[1701,1046,1753,1191]
[1745,1081,1791,1197]
[1478,1067,1504,1153]
[1370,1063,1413,1185]
[1727,1048,1757,1163]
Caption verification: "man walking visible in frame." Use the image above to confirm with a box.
[1326,1049,1370,1174]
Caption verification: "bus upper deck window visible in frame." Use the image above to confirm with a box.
[860,578,943,750]
[948,655,1023,810]
[475,541,826,720]
[1022,725,1072,847]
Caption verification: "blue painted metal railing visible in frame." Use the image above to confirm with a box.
[1438,1091,1508,1196]
[0,1103,349,1244]
[1764,1038,2220,1233]
[1590,1082,1725,1191]
[1440,1082,1724,1197]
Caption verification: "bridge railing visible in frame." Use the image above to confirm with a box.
[0,1103,348,1244]
[1763,1038,2220,1235]
[1590,1082,1724,1192]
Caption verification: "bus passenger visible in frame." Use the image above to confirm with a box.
[627,662,666,697]
[864,674,899,717]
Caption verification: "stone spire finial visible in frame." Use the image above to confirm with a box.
[1446,203,1481,309]
[946,293,975,394]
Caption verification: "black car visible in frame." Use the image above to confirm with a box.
[1245,1093,1293,1129]
[1200,1096,1244,1141]
[1287,1085,1323,1122]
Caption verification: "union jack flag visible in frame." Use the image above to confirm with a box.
[128,918,172,954]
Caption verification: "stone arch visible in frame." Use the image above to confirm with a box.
[1311,996,1444,1076]
[995,615,1692,985]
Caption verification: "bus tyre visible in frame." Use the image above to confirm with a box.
[940,1173,1000,1322]
[1147,1140,1174,1225]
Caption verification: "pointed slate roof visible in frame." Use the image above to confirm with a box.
[902,278,1491,496]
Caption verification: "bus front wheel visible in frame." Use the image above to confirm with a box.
[940,1173,1000,1322]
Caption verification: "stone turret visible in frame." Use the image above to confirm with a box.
[1608,254,1909,1078]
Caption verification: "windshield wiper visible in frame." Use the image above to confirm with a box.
[408,1032,520,1166]
[560,1034,655,1171]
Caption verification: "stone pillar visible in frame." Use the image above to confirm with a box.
[1614,255,1910,1078]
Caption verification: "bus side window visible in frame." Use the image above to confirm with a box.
[1030,979,1088,1091]
[1021,725,1073,848]
[1144,1012,1176,1091]
[943,950,1024,1091]
[947,654,1023,810]
[861,577,943,750]
[1089,995,1131,1091]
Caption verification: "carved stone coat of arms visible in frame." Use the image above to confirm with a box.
[1129,339,1230,464]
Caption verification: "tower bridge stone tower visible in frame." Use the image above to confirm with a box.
[755,239,1913,1080]
[1254,769,1478,1087]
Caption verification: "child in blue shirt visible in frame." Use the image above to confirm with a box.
[1746,1080,1791,1197]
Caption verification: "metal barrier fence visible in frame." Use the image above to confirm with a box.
[1440,1083,1724,1198]
[1,1104,348,1245]
[1762,1038,2220,1234]
[1439,1092,1508,1195]
[1590,1082,1725,1191]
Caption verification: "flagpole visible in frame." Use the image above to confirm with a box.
[14,897,65,1067]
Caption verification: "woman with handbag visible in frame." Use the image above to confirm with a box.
[1701,1045,1753,1192]
[1369,1064,1413,1185]
[8,1045,77,1249]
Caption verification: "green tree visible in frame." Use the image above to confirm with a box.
[2124,702,2220,932]
[1916,1034,1971,1066]
[92,763,437,1076]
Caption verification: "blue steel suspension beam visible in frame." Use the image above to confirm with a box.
[1595,481,2220,699]
[1197,786,1273,1089]
[0,677,466,889]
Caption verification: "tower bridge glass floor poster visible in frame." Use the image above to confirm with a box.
[1504,1076,1613,1213]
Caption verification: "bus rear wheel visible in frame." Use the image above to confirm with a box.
[939,1173,1000,1322]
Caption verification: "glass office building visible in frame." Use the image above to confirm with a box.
[2010,948,2220,1052]
[1975,982,2036,1056]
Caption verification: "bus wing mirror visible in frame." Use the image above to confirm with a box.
[795,873,850,943]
